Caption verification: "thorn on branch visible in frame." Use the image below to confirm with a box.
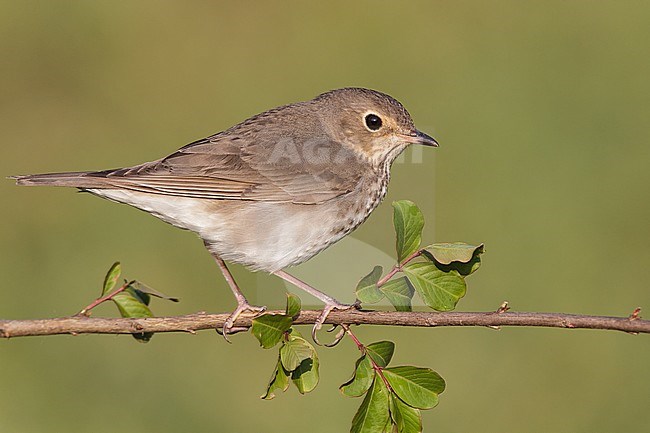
[629,307,641,321]
[495,301,510,314]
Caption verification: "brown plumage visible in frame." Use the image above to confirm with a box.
[13,87,438,340]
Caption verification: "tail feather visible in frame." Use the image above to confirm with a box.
[11,171,111,188]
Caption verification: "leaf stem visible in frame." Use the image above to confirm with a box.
[77,281,133,316]
[341,324,393,392]
[342,324,365,351]
[376,249,423,287]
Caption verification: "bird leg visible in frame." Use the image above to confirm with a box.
[272,270,359,346]
[211,254,266,342]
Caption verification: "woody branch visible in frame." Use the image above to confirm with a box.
[1,308,648,338]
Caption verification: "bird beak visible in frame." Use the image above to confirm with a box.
[402,130,439,147]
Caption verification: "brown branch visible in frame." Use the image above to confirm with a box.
[1,309,648,338]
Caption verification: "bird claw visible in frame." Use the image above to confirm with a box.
[311,302,357,347]
[219,302,266,343]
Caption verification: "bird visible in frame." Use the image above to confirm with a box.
[12,87,438,343]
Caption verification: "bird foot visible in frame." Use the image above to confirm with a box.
[217,302,266,342]
[312,301,360,347]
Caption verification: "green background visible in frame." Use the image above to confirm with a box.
[1,1,649,432]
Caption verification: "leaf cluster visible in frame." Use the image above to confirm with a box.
[252,294,320,399]
[341,341,445,433]
[100,262,178,342]
[356,200,484,312]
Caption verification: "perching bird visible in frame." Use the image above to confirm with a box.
[13,87,438,342]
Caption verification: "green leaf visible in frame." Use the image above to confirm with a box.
[112,288,154,343]
[129,280,179,302]
[102,262,121,296]
[340,355,375,397]
[383,366,445,410]
[392,201,424,263]
[403,263,466,311]
[424,242,482,264]
[112,289,154,318]
[285,293,301,318]
[288,327,306,339]
[351,377,391,433]
[288,334,319,394]
[388,396,399,430]
[366,341,395,368]
[280,338,313,371]
[423,243,484,276]
[251,314,292,349]
[389,394,422,433]
[291,355,319,394]
[356,266,384,304]
[383,417,397,433]
[380,277,414,312]
[261,355,290,400]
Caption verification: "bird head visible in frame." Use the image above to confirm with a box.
[313,88,438,166]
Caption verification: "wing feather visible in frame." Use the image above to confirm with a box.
[91,119,365,204]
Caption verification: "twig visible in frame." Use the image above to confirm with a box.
[376,249,422,287]
[341,324,394,391]
[77,280,133,316]
[1,309,648,339]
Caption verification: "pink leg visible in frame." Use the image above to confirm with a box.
[211,254,265,341]
[273,270,358,345]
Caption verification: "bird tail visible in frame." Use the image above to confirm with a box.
[10,171,111,188]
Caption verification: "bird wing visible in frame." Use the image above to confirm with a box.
[90,132,364,205]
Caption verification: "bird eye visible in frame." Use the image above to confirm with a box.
[364,113,382,131]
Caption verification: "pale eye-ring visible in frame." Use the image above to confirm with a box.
[364,113,383,131]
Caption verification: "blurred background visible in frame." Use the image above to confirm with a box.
[1,1,649,432]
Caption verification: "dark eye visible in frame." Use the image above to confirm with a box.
[364,113,382,131]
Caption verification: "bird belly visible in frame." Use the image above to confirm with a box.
[86,188,384,273]
[201,200,361,272]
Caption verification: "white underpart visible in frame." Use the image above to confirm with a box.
[87,188,346,272]
[88,189,225,233]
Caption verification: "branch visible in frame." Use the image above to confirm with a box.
[1,309,648,338]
